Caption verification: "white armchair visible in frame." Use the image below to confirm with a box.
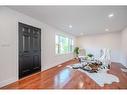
[99,48,111,69]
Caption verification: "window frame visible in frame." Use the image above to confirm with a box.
[55,33,74,55]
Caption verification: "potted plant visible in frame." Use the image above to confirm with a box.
[74,47,79,59]
[87,53,94,60]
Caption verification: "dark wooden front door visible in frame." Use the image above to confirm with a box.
[19,22,41,79]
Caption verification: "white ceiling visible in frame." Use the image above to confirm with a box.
[9,6,127,36]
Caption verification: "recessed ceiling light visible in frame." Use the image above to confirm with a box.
[69,24,72,28]
[108,13,114,18]
[105,29,109,31]
[80,33,84,35]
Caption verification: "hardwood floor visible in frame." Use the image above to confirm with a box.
[1,59,127,89]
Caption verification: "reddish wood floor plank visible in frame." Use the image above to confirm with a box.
[1,59,127,89]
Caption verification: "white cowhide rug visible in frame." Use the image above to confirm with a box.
[67,64,119,87]
[121,68,127,72]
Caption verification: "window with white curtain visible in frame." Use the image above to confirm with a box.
[55,34,74,55]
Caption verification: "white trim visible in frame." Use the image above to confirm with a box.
[0,77,18,88]
[55,33,74,55]
[55,52,73,56]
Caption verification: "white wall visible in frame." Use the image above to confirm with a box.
[42,25,76,70]
[0,7,75,87]
[76,32,122,62]
[121,28,127,67]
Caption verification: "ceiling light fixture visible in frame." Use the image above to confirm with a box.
[105,29,109,32]
[80,33,84,35]
[69,24,72,28]
[108,13,114,18]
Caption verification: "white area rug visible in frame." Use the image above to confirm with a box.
[121,68,127,72]
[67,64,119,87]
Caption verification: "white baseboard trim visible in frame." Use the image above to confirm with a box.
[41,58,74,71]
[0,77,18,88]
